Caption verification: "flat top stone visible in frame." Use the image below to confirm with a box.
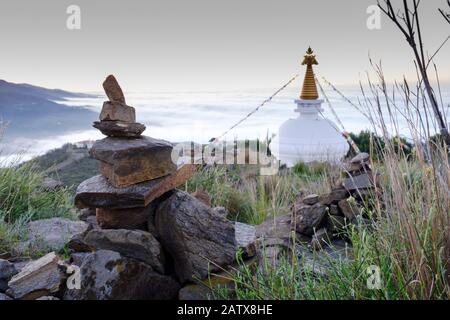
[90,136,173,164]
[343,173,374,191]
[9,252,58,283]
[103,75,126,104]
[75,164,195,209]
[350,152,370,164]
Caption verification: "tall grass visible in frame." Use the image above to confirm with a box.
[0,156,74,256]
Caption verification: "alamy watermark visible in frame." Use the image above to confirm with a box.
[66,5,81,30]
[171,140,279,176]
[367,4,382,30]
[366,265,382,290]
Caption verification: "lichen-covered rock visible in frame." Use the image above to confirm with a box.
[155,190,236,283]
[68,229,166,274]
[64,250,180,300]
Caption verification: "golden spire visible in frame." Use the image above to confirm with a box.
[300,47,319,100]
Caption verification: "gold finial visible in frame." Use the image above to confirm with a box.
[300,47,319,100]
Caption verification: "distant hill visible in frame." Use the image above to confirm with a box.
[0,79,98,140]
[29,142,99,190]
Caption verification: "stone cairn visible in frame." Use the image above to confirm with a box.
[292,152,378,250]
[0,75,255,301]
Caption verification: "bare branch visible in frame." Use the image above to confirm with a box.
[439,0,450,24]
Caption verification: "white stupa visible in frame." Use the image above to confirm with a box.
[272,48,349,167]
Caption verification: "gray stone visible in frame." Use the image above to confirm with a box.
[293,203,327,236]
[64,250,180,300]
[0,293,12,300]
[235,222,257,258]
[343,173,374,191]
[155,190,236,283]
[103,75,126,104]
[42,177,63,190]
[93,121,146,138]
[178,284,212,300]
[68,229,166,274]
[75,165,195,209]
[7,252,64,300]
[18,218,88,254]
[36,296,59,300]
[303,194,319,205]
[350,152,370,164]
[99,101,136,122]
[0,259,17,292]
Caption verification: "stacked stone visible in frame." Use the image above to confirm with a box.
[75,75,192,230]
[63,76,243,300]
[292,152,378,250]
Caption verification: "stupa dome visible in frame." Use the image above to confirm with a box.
[272,48,349,167]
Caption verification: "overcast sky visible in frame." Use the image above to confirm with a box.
[0,0,449,92]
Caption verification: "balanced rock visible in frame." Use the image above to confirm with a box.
[103,75,126,104]
[93,121,146,138]
[96,204,155,230]
[350,152,370,164]
[75,165,194,209]
[7,252,64,300]
[99,101,136,123]
[293,202,327,236]
[64,250,180,300]
[90,136,177,187]
[155,190,236,283]
[343,173,374,191]
[68,229,166,274]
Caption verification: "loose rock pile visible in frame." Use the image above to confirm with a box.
[292,152,378,250]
